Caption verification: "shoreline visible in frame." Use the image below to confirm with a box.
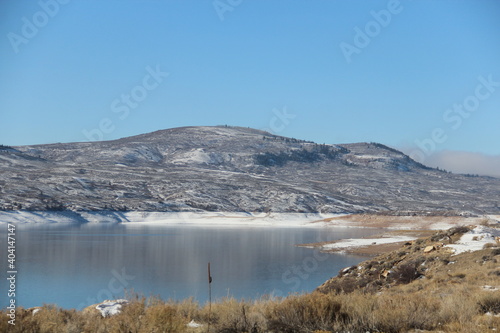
[1,210,496,227]
[300,215,500,256]
[299,214,499,256]
[0,210,345,227]
[2,210,497,256]
[298,230,436,256]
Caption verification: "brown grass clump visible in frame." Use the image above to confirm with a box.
[336,291,442,332]
[200,297,266,332]
[0,307,41,333]
[477,293,500,315]
[142,303,186,332]
[265,292,346,332]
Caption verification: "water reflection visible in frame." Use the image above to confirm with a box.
[0,224,380,309]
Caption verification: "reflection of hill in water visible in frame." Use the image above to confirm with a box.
[5,225,377,309]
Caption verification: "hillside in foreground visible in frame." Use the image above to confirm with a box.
[1,126,499,215]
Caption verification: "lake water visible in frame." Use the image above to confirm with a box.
[0,224,381,310]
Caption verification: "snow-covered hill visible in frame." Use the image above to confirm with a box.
[1,126,499,214]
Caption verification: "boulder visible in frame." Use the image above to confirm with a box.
[381,270,391,278]
[424,245,435,253]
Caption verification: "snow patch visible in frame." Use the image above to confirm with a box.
[482,285,499,292]
[445,226,500,255]
[187,320,203,328]
[171,148,227,165]
[96,299,129,317]
[354,155,388,160]
[322,235,416,251]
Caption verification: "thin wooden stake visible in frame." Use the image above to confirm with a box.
[207,262,212,333]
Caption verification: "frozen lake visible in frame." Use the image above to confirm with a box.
[0,223,381,310]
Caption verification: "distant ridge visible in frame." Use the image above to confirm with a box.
[0,126,499,214]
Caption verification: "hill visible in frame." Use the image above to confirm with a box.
[1,126,499,214]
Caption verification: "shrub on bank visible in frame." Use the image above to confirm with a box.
[3,288,499,333]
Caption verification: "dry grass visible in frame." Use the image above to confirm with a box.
[323,213,492,230]
[199,297,267,332]
[264,293,346,332]
[2,224,499,332]
[2,289,499,332]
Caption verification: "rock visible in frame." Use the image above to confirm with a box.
[424,245,435,253]
[339,266,355,276]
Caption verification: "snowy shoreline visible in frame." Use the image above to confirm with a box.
[1,211,498,230]
[0,210,346,227]
[312,235,418,252]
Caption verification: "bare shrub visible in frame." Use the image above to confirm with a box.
[266,293,345,333]
[488,270,500,276]
[173,297,200,322]
[105,298,146,332]
[478,293,500,314]
[143,303,186,333]
[36,305,81,333]
[372,293,441,332]
[336,291,442,332]
[447,226,471,236]
[389,259,423,285]
[1,307,41,333]
[202,297,266,333]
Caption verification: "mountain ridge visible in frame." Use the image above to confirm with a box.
[1,126,499,214]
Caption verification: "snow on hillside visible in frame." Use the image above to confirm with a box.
[446,225,500,255]
[1,126,500,214]
[0,210,340,227]
[171,148,229,165]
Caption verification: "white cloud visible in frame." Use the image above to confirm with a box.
[409,150,500,178]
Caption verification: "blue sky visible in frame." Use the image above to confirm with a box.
[1,0,499,174]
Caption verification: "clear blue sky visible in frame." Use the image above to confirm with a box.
[1,0,500,161]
